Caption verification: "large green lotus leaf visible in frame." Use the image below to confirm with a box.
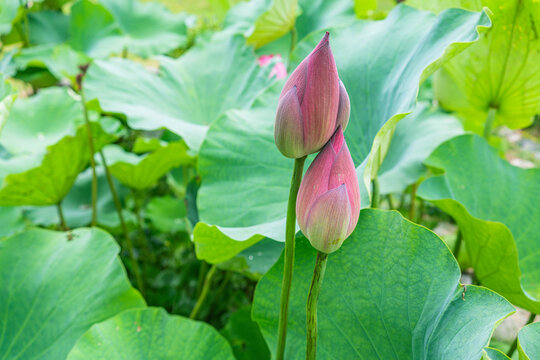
[28,10,69,45]
[378,103,464,194]
[195,6,488,252]
[295,0,355,42]
[66,307,235,359]
[417,134,540,313]
[25,166,134,229]
[0,206,25,239]
[1,87,82,155]
[98,0,189,57]
[253,209,515,359]
[69,0,188,58]
[224,0,297,48]
[0,227,145,359]
[518,322,540,360]
[413,0,540,131]
[100,142,193,190]
[69,0,123,58]
[0,0,19,35]
[0,122,115,206]
[292,5,489,190]
[83,32,274,150]
[221,307,270,360]
[14,44,91,82]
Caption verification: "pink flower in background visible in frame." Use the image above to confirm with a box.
[258,54,287,79]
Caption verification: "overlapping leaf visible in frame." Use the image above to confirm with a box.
[418,134,540,313]
[66,307,235,359]
[0,228,145,359]
[411,0,540,131]
[225,0,298,48]
[100,142,193,190]
[0,122,115,206]
[253,209,514,359]
[378,103,464,194]
[84,32,274,150]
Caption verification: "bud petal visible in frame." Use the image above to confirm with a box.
[336,80,350,130]
[274,86,305,158]
[305,184,352,254]
[275,32,341,158]
[296,128,361,253]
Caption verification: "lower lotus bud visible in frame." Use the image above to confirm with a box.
[296,127,360,253]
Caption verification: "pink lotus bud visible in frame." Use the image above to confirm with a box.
[274,32,349,158]
[296,127,360,253]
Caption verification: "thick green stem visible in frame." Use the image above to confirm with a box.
[409,183,418,221]
[371,177,380,208]
[507,312,536,357]
[276,156,306,360]
[99,150,144,295]
[386,194,395,209]
[416,198,425,223]
[57,202,68,232]
[483,107,497,140]
[306,251,329,360]
[190,265,217,320]
[453,230,463,260]
[80,89,98,226]
[288,27,297,72]
[196,261,209,297]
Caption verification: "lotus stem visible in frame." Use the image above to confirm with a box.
[483,107,497,140]
[80,89,98,226]
[56,202,68,232]
[453,230,462,260]
[371,177,380,208]
[409,182,418,221]
[306,251,328,360]
[190,264,217,320]
[276,156,306,360]
[99,150,145,295]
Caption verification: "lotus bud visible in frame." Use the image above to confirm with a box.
[274,32,349,158]
[296,127,360,253]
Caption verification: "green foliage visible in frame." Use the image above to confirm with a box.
[253,209,515,359]
[221,307,270,360]
[418,134,540,313]
[0,228,145,359]
[101,142,193,190]
[66,307,235,359]
[378,103,464,194]
[83,32,274,150]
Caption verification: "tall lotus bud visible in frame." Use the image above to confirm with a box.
[296,127,360,253]
[274,32,350,158]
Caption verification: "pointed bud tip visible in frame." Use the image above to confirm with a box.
[330,127,344,153]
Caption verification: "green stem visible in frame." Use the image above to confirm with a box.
[288,27,297,72]
[99,150,144,295]
[276,156,306,360]
[196,261,209,297]
[371,177,380,208]
[190,265,217,320]
[409,183,418,221]
[306,251,329,360]
[416,198,425,223]
[453,230,462,260]
[483,107,497,140]
[507,312,536,357]
[57,202,68,232]
[386,194,395,210]
[80,89,98,226]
